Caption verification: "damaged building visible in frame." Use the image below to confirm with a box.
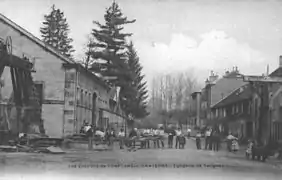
[0,14,126,140]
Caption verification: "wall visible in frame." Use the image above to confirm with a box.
[63,68,76,136]
[75,70,110,132]
[42,104,64,137]
[0,21,65,102]
[0,20,67,137]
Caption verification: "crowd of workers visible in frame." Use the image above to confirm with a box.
[79,121,241,152]
[80,122,189,150]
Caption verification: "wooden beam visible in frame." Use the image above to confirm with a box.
[10,68,18,104]
[22,70,30,105]
[2,54,34,72]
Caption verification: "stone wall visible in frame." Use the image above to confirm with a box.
[0,20,68,137]
[75,69,110,132]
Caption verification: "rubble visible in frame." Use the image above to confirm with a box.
[0,133,66,154]
[0,145,17,152]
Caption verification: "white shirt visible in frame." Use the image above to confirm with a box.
[205,131,211,137]
[227,135,237,140]
[154,130,160,135]
[118,132,125,137]
[159,130,165,136]
[96,130,105,137]
[187,129,191,133]
[175,130,182,136]
[84,125,91,132]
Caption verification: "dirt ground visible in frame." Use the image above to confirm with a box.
[0,139,281,179]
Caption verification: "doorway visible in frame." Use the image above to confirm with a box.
[92,93,97,125]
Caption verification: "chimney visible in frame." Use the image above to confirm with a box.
[209,72,218,83]
[280,56,282,67]
[266,64,269,76]
[205,78,210,85]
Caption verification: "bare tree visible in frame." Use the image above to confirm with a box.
[148,68,200,128]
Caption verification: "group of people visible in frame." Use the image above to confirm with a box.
[195,127,240,153]
[80,122,198,150]
[126,127,187,149]
[80,122,117,148]
[204,128,221,151]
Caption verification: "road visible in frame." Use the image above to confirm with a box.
[0,139,282,179]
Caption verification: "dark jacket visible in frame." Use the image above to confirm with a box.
[167,129,176,137]
[129,130,137,138]
[179,136,186,144]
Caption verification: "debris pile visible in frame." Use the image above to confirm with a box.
[0,133,65,154]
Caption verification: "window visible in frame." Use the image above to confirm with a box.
[89,93,92,108]
[236,104,239,113]
[34,81,44,106]
[80,89,84,106]
[215,109,218,117]
[248,102,251,114]
[76,88,80,104]
[254,99,258,118]
[84,91,88,107]
[241,103,244,113]
[223,108,226,117]
[232,105,235,114]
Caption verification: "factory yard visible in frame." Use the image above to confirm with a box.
[1,139,282,179]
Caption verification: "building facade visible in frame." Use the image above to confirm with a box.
[0,14,75,137]
[0,14,126,138]
[188,91,201,128]
[62,63,126,136]
[210,84,253,139]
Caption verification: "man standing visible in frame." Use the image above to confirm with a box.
[205,128,211,150]
[129,128,138,148]
[187,127,191,139]
[118,128,125,149]
[167,128,175,148]
[212,130,220,151]
[153,128,160,148]
[195,131,202,150]
[175,127,182,149]
[159,127,165,148]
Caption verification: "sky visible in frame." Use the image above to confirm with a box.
[1,0,282,90]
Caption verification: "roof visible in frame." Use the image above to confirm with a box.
[62,63,110,90]
[210,76,247,107]
[212,84,252,109]
[0,13,75,64]
[269,67,282,77]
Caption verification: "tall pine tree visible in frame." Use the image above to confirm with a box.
[88,1,136,116]
[126,41,149,118]
[40,4,75,59]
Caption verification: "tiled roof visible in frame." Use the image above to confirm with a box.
[212,84,252,108]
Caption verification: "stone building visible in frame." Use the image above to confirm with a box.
[0,14,75,137]
[62,63,126,136]
[210,84,253,138]
[0,14,126,138]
